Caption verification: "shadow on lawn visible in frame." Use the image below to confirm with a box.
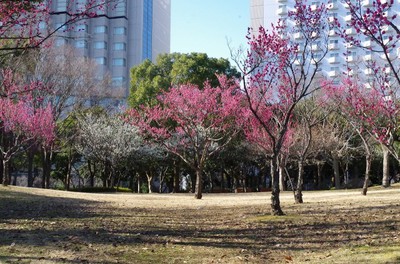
[0,188,102,221]
[0,188,399,263]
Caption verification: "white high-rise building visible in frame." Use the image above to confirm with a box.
[50,0,171,100]
[250,0,400,84]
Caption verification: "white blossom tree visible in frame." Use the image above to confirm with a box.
[75,113,147,188]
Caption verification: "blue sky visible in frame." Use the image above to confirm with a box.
[171,0,250,61]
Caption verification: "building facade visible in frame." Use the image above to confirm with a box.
[50,0,171,100]
[250,0,400,85]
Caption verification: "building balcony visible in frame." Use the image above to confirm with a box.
[363,0,372,6]
[277,6,287,15]
[345,42,355,49]
[329,70,339,77]
[327,2,338,9]
[364,83,372,89]
[363,40,372,47]
[364,54,372,61]
[381,53,392,59]
[381,24,390,30]
[294,32,303,39]
[328,29,337,36]
[329,43,339,50]
[383,38,390,45]
[311,4,318,11]
[311,31,318,38]
[364,68,373,75]
[347,55,355,62]
[329,57,340,64]
[311,44,320,51]
[346,28,356,35]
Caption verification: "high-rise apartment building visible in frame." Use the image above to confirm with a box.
[50,0,170,100]
[250,0,400,84]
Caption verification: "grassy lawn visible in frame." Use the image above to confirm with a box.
[0,185,399,263]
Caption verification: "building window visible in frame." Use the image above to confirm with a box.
[55,38,66,47]
[94,25,107,34]
[55,23,67,31]
[39,21,47,29]
[75,40,88,48]
[314,53,322,60]
[94,41,107,49]
[56,0,67,11]
[75,24,88,32]
[115,0,126,16]
[112,58,126,66]
[95,57,107,65]
[113,42,126,51]
[76,0,86,11]
[142,0,153,60]
[112,77,126,86]
[114,27,126,35]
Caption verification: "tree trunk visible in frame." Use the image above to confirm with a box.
[172,161,180,193]
[146,171,153,193]
[88,160,95,187]
[333,155,340,189]
[41,149,52,189]
[279,160,286,191]
[362,154,372,195]
[194,168,203,199]
[382,145,390,188]
[295,160,304,204]
[27,149,35,187]
[65,160,72,191]
[271,155,284,215]
[2,159,9,186]
[137,173,141,193]
[316,162,323,190]
[65,147,73,191]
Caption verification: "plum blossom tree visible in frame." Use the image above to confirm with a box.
[132,76,244,199]
[0,69,54,186]
[326,77,399,189]
[75,113,147,189]
[236,1,329,215]
[338,0,400,187]
[288,96,328,203]
[342,0,400,86]
[0,0,118,55]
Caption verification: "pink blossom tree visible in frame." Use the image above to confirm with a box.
[130,76,244,199]
[0,0,118,55]
[0,70,55,186]
[342,0,400,86]
[326,76,398,190]
[339,0,400,187]
[235,1,329,215]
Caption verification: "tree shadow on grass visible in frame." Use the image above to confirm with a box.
[0,188,102,221]
[0,188,399,263]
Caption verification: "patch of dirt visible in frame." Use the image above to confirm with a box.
[0,185,399,263]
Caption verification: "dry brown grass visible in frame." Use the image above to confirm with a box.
[0,185,399,263]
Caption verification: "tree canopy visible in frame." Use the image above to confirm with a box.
[128,52,240,108]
